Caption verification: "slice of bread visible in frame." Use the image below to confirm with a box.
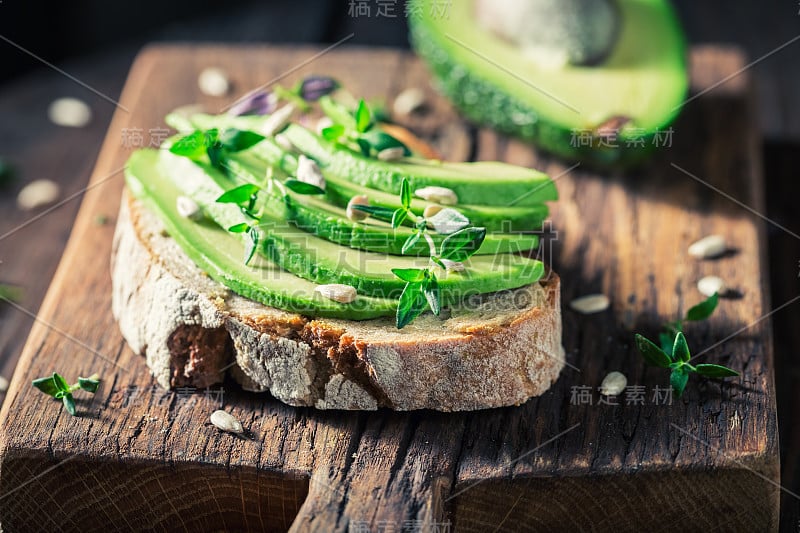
[112,191,564,411]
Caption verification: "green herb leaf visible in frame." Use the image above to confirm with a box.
[355,99,372,133]
[392,268,427,283]
[169,131,208,159]
[284,179,325,195]
[634,334,672,368]
[360,130,410,155]
[78,377,100,393]
[672,332,691,363]
[216,183,261,205]
[321,125,346,142]
[0,284,23,303]
[440,227,486,262]
[53,373,70,393]
[219,129,265,153]
[422,273,441,316]
[356,138,372,157]
[61,393,76,416]
[400,178,412,209]
[396,281,427,329]
[32,376,60,397]
[401,232,421,255]
[658,331,674,357]
[685,292,719,322]
[670,367,689,398]
[319,96,357,131]
[391,208,408,229]
[244,227,261,265]
[227,222,251,233]
[694,364,739,378]
[351,204,396,221]
[0,157,16,187]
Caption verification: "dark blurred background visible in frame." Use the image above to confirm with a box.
[0,1,798,530]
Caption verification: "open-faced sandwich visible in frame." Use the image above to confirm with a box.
[112,79,563,411]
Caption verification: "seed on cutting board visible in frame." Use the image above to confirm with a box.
[393,88,427,116]
[297,155,326,191]
[415,186,458,205]
[688,235,727,258]
[0,375,8,392]
[569,294,610,314]
[600,371,627,396]
[315,284,357,303]
[346,195,370,221]
[48,97,92,128]
[197,67,231,97]
[377,147,406,161]
[209,410,244,434]
[176,196,201,220]
[17,179,60,210]
[698,275,726,297]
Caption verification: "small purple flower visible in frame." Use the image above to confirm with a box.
[299,76,340,102]
[227,90,278,116]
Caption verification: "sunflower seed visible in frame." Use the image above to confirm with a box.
[697,275,726,297]
[393,88,427,116]
[198,67,231,97]
[297,154,326,191]
[17,179,60,210]
[346,195,370,221]
[427,207,470,234]
[176,196,201,220]
[274,133,295,151]
[315,284,357,303]
[0,375,8,392]
[569,294,610,314]
[415,186,458,205]
[600,371,627,396]
[48,97,92,128]
[688,235,727,259]
[440,259,465,272]
[260,103,295,136]
[423,205,443,218]
[377,147,406,161]
[209,410,244,434]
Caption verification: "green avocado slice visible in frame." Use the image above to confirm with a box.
[408,0,688,167]
[124,149,397,320]
[150,150,545,302]
[223,155,540,256]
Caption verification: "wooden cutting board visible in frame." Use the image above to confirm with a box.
[0,45,779,532]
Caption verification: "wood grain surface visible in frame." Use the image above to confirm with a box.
[0,45,780,531]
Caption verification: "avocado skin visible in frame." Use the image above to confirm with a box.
[408,6,688,168]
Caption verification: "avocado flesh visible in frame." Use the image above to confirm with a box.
[149,149,545,302]
[224,156,540,256]
[409,0,688,166]
[124,149,397,320]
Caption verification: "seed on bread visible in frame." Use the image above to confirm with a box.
[415,186,458,205]
[315,284,357,303]
[346,195,370,221]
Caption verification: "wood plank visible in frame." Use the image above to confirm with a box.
[0,44,779,531]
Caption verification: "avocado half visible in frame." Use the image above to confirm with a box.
[409,0,689,167]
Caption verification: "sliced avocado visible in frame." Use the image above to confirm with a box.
[153,150,545,302]
[224,157,540,256]
[281,124,557,207]
[409,0,688,167]
[234,141,550,233]
[125,150,397,320]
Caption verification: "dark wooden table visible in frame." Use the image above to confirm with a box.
[0,4,798,531]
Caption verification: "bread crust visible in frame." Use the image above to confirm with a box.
[111,192,564,411]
